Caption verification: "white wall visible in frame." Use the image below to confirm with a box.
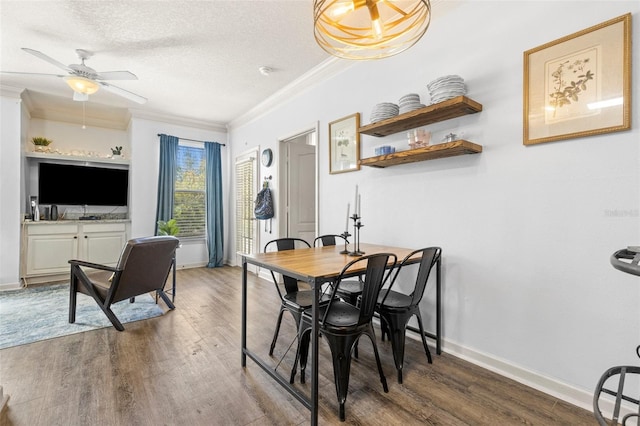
[28,118,128,158]
[0,94,23,289]
[128,116,229,268]
[228,1,640,410]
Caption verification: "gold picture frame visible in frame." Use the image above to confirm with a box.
[523,13,631,146]
[329,113,361,174]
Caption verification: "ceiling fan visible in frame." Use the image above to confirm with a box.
[2,48,147,104]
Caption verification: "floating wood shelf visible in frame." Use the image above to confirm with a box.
[359,96,483,137]
[360,140,482,168]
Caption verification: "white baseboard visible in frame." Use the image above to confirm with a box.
[176,261,208,270]
[439,338,593,412]
[177,260,235,270]
[257,269,271,282]
[436,338,639,421]
[0,281,22,291]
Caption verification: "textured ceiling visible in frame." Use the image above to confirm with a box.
[0,0,333,129]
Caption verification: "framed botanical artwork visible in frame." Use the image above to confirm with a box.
[523,13,631,146]
[329,113,361,174]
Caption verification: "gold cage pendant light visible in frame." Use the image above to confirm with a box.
[314,0,431,60]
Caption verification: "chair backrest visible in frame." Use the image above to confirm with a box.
[264,237,310,252]
[110,236,180,303]
[326,253,396,326]
[382,247,441,307]
[264,238,310,295]
[314,234,348,247]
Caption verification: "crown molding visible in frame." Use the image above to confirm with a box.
[228,56,355,131]
[128,108,228,133]
[0,85,24,99]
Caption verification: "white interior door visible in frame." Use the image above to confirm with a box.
[287,141,316,242]
[279,128,318,245]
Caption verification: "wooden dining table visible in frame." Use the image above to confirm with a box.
[241,242,442,425]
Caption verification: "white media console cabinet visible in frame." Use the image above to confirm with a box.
[21,219,130,286]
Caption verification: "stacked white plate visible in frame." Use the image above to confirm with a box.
[398,93,426,114]
[370,102,399,123]
[427,75,466,104]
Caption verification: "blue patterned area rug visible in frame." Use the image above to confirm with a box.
[0,283,164,349]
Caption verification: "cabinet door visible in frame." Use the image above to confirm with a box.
[80,224,127,265]
[26,233,79,276]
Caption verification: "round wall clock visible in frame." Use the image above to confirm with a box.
[261,148,273,167]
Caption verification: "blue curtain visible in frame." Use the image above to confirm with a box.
[155,134,179,235]
[205,142,224,267]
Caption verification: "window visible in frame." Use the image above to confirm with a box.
[175,144,206,238]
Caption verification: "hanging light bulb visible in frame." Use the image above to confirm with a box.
[314,0,431,60]
[368,1,383,39]
[331,0,355,16]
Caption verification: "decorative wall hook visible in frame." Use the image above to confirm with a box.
[263,175,272,188]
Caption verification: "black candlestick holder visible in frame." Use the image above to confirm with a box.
[339,231,351,254]
[348,214,365,257]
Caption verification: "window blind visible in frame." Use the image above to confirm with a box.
[235,157,256,255]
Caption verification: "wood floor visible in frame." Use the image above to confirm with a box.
[0,266,595,425]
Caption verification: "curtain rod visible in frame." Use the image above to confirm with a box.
[157,134,225,146]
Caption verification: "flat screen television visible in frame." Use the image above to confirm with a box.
[38,162,129,206]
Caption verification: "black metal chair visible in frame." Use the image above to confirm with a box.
[592,248,640,425]
[69,236,179,331]
[315,234,363,306]
[313,234,347,247]
[376,247,442,384]
[593,357,640,426]
[264,238,331,356]
[290,253,397,421]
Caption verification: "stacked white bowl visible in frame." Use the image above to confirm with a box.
[427,75,466,104]
[369,102,399,123]
[398,93,426,114]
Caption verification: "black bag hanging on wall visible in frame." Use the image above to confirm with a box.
[254,181,274,232]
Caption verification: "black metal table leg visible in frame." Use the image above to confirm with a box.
[242,258,247,367]
[172,256,176,302]
[436,256,442,355]
[310,277,319,426]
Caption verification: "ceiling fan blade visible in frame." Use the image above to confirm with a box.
[98,82,147,104]
[1,71,65,78]
[95,71,138,81]
[22,48,73,73]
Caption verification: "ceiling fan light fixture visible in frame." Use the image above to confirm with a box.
[64,75,99,95]
[314,0,431,60]
[72,91,89,102]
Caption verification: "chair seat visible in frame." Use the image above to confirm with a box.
[77,270,114,300]
[283,290,332,309]
[303,300,361,330]
[337,279,363,296]
[378,289,412,309]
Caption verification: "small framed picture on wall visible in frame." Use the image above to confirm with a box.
[329,113,360,174]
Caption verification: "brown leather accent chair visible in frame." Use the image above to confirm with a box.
[68,236,179,331]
